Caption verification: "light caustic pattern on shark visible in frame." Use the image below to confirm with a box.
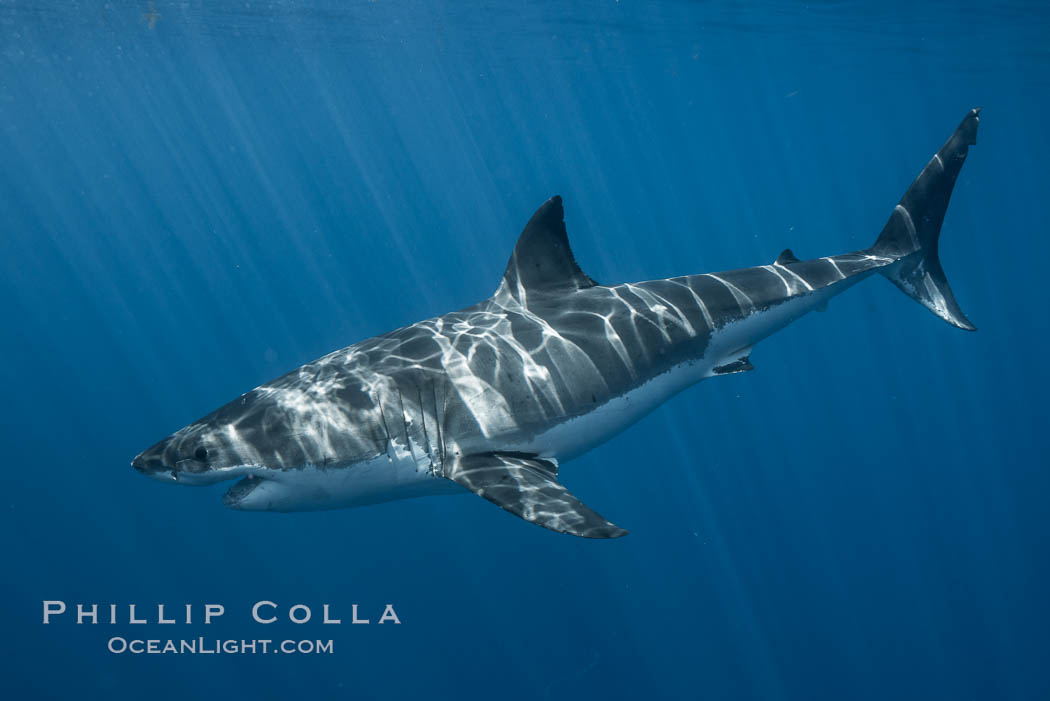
[133,109,981,538]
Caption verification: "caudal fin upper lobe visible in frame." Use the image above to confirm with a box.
[870,108,980,331]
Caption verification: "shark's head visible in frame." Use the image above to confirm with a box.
[131,420,248,486]
[131,387,310,502]
[130,383,417,511]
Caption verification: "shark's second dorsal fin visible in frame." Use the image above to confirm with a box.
[500,196,598,301]
[775,248,800,265]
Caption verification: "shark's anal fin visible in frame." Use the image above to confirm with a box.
[446,453,627,539]
[712,356,754,375]
[775,248,800,265]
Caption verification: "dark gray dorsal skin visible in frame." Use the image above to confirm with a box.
[132,109,981,538]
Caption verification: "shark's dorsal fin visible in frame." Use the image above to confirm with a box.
[445,452,627,538]
[500,196,598,301]
[775,248,800,265]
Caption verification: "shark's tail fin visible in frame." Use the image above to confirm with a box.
[869,108,980,331]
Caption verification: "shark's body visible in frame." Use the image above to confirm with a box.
[133,110,981,538]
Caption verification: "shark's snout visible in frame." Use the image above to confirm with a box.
[131,439,179,482]
[132,430,260,488]
[131,435,215,484]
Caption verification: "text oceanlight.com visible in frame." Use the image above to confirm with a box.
[107,637,334,655]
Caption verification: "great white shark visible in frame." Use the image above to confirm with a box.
[133,109,981,538]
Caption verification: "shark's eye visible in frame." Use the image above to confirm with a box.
[194,447,209,461]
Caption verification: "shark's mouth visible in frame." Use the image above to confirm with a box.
[158,462,261,488]
[220,473,308,512]
[222,475,266,508]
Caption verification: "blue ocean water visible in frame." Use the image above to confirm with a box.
[2,1,1048,699]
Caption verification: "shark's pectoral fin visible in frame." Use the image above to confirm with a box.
[446,453,628,539]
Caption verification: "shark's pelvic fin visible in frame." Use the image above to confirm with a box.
[446,452,628,538]
[500,195,599,301]
[712,356,754,375]
[870,108,980,331]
